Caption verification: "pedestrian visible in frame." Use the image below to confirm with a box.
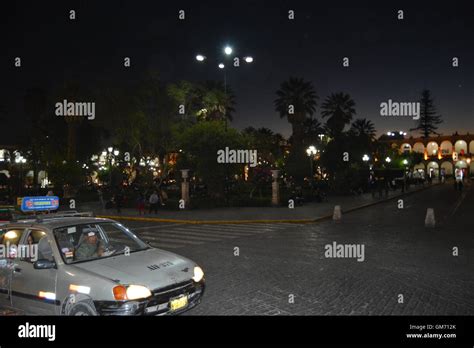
[159,187,168,206]
[97,188,105,209]
[114,189,124,214]
[384,177,389,197]
[149,191,159,214]
[454,168,463,192]
[136,193,145,215]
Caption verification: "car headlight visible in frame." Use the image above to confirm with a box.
[192,266,204,282]
[113,285,152,300]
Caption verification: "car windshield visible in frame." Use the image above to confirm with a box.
[53,222,149,264]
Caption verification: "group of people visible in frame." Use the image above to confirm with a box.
[136,188,167,215]
[97,186,168,215]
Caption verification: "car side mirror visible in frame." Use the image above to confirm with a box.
[33,259,56,270]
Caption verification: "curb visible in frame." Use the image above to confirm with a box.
[97,184,438,225]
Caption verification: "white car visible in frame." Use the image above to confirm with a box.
[0,212,205,315]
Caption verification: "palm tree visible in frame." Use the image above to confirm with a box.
[166,80,201,120]
[350,118,376,141]
[321,92,356,138]
[301,117,324,147]
[274,77,318,146]
[196,81,236,122]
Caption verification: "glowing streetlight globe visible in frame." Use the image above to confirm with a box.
[362,154,370,162]
[224,46,233,55]
[244,56,253,63]
[196,54,205,61]
[306,145,317,156]
[385,157,391,163]
[218,63,225,69]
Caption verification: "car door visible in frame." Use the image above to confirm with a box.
[10,228,59,315]
[0,227,25,307]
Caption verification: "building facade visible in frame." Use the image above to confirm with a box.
[386,134,474,177]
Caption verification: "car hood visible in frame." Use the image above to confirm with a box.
[73,247,196,290]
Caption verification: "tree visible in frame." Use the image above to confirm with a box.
[167,80,201,121]
[23,87,49,192]
[301,117,324,148]
[195,81,236,122]
[321,92,356,138]
[53,81,94,161]
[350,118,376,140]
[98,72,178,185]
[274,77,318,147]
[410,89,443,138]
[242,127,285,166]
[176,121,244,198]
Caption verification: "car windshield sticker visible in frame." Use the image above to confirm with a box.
[67,227,76,234]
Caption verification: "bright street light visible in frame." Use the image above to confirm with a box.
[306,146,317,182]
[196,54,206,61]
[306,145,317,156]
[244,56,253,63]
[107,147,113,153]
[218,63,225,69]
[403,159,408,165]
[385,157,391,163]
[224,46,233,55]
[362,154,370,162]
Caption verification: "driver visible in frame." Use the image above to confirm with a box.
[75,229,104,261]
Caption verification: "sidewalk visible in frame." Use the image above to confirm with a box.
[80,183,438,224]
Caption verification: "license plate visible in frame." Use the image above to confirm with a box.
[169,295,188,311]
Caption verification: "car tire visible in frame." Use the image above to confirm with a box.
[69,300,98,316]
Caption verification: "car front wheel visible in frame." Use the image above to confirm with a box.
[69,301,98,316]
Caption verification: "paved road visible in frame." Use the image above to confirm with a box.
[124,182,473,315]
[1,182,472,315]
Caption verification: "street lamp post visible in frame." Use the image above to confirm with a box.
[195,46,253,130]
[196,46,253,205]
[106,147,119,187]
[306,146,317,182]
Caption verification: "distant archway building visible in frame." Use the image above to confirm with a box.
[383,134,474,177]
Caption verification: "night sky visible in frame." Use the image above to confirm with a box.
[2,0,474,138]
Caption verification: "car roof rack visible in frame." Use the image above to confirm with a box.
[10,211,95,223]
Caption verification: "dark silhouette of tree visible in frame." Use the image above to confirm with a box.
[23,87,49,192]
[243,127,285,165]
[321,92,356,138]
[274,77,318,147]
[350,118,376,141]
[167,80,201,121]
[410,89,443,138]
[196,80,236,122]
[301,117,324,147]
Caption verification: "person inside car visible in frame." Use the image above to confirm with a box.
[75,229,104,261]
